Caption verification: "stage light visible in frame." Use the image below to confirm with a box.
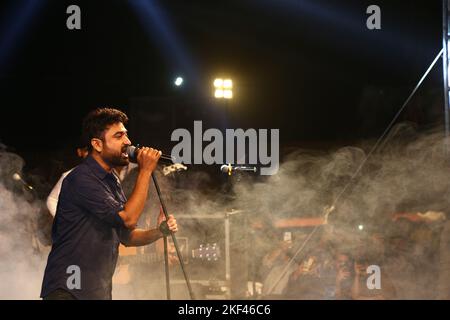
[358,224,364,231]
[223,90,233,99]
[214,89,224,98]
[174,76,183,86]
[223,79,233,89]
[214,78,233,99]
[214,78,223,88]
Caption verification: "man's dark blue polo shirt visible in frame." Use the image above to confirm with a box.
[41,155,131,300]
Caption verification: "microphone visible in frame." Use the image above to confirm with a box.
[126,145,175,164]
[220,164,257,175]
[12,173,33,190]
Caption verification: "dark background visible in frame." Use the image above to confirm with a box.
[0,0,445,183]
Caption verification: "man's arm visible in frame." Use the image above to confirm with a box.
[122,214,178,247]
[118,147,161,229]
[123,228,163,247]
[118,169,152,228]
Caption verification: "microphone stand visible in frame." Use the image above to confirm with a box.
[151,172,195,300]
[163,234,170,300]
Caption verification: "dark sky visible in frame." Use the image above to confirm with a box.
[0,0,445,170]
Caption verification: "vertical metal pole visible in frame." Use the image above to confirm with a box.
[443,0,450,141]
[224,213,231,286]
[163,236,171,300]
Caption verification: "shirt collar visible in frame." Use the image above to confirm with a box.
[85,154,111,180]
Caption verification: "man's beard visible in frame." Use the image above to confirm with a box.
[102,146,130,167]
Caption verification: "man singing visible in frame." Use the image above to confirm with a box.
[41,107,178,300]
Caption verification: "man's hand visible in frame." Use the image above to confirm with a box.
[137,147,161,173]
[124,208,178,246]
[158,206,178,235]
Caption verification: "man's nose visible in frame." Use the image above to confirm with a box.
[124,136,132,145]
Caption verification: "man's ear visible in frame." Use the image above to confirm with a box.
[91,138,103,153]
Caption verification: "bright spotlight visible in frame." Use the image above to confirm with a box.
[223,89,233,99]
[358,224,364,231]
[214,78,223,88]
[174,76,183,86]
[214,89,224,98]
[223,79,233,88]
[213,78,233,99]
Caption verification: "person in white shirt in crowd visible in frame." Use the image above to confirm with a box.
[46,144,89,217]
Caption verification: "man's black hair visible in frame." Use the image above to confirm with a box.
[82,108,128,151]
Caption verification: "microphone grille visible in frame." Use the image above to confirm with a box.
[126,145,138,163]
